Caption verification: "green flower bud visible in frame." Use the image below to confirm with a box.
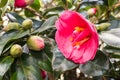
[22,19,33,30]
[3,22,21,32]
[10,44,23,57]
[96,23,111,31]
[27,36,44,51]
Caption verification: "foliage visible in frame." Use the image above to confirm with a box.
[0,0,120,80]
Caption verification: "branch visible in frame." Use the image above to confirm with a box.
[25,7,43,19]
[75,1,82,11]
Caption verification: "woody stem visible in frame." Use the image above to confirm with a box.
[25,6,43,19]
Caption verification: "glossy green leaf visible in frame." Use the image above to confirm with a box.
[0,30,29,55]
[30,0,40,11]
[79,50,109,76]
[0,56,14,80]
[29,38,54,73]
[31,19,43,30]
[10,54,43,80]
[0,0,8,8]
[24,9,34,17]
[43,38,55,60]
[32,16,57,34]
[29,49,53,73]
[38,38,55,73]
[103,45,120,53]
[100,28,120,48]
[39,60,52,73]
[2,42,14,53]
[6,13,25,24]
[52,46,78,72]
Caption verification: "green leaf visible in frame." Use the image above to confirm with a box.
[29,49,53,73]
[62,0,67,5]
[29,38,54,73]
[10,54,43,80]
[108,0,117,7]
[38,38,55,73]
[0,0,8,8]
[79,50,109,76]
[0,9,2,20]
[0,56,14,80]
[32,16,57,34]
[31,19,43,30]
[100,28,120,48]
[6,13,25,24]
[52,46,78,72]
[30,0,40,11]
[109,20,120,29]
[33,52,53,73]
[43,6,64,17]
[103,45,120,53]
[0,30,29,55]
[39,60,52,73]
[24,0,40,17]
[43,38,55,60]
[24,9,34,17]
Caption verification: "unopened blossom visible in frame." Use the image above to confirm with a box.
[14,0,34,8]
[27,36,44,51]
[87,8,97,16]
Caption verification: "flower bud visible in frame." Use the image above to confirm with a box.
[87,8,97,16]
[3,22,21,32]
[41,0,52,5]
[14,0,34,8]
[96,23,111,31]
[22,19,33,30]
[10,44,23,57]
[27,36,44,51]
[40,70,46,79]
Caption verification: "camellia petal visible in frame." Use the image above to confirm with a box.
[55,10,99,64]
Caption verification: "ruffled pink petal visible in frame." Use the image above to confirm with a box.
[55,11,88,35]
[71,25,98,63]
[55,31,73,58]
[82,37,98,62]
[74,35,98,63]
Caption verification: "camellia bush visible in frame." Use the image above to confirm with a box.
[0,0,120,80]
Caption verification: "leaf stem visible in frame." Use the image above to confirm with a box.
[25,7,43,19]
[75,1,82,11]
[47,72,55,80]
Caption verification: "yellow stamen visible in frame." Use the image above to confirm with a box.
[72,37,90,49]
[80,37,89,44]
[69,37,73,41]
[74,27,84,32]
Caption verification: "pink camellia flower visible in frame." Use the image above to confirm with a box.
[14,0,34,8]
[55,11,99,64]
[87,8,97,16]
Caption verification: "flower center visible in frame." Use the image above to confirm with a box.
[72,37,89,49]
[70,26,90,49]
[73,26,84,33]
